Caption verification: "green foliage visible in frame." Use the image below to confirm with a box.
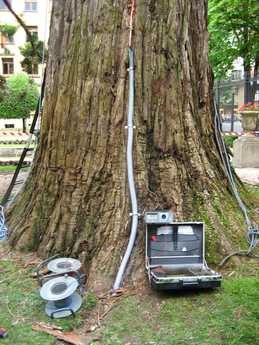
[0,73,39,119]
[85,291,97,310]
[224,135,238,148]
[208,0,259,78]
[0,23,17,36]
[20,37,47,74]
[246,185,259,199]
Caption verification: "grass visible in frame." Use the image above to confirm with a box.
[0,185,259,344]
[99,275,259,345]
[1,245,258,345]
[0,247,87,345]
[0,165,18,172]
[247,185,259,198]
[0,144,26,148]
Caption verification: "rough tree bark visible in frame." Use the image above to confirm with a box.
[7,0,256,291]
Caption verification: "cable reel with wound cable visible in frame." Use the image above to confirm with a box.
[37,256,85,318]
[40,275,82,318]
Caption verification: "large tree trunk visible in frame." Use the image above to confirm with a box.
[7,0,253,290]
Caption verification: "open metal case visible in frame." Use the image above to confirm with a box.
[145,211,222,290]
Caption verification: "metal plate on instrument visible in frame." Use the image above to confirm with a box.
[47,257,81,273]
[45,292,82,318]
[40,276,78,301]
[145,211,175,224]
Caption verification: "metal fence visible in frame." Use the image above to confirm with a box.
[214,73,259,132]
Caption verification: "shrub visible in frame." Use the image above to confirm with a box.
[0,73,39,119]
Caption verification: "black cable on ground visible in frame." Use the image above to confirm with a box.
[214,100,259,267]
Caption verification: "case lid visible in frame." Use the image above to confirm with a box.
[146,222,205,267]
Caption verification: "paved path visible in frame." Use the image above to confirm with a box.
[0,173,11,196]
[0,156,32,162]
[235,168,259,185]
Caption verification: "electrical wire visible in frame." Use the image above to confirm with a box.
[36,0,49,132]
[128,0,136,48]
[0,205,8,241]
[112,47,138,291]
[214,100,259,266]
[112,0,138,291]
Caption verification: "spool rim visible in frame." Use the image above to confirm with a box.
[47,258,81,273]
[45,292,82,318]
[40,276,78,301]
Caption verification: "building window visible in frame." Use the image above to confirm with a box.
[5,124,15,129]
[6,34,14,44]
[22,62,38,75]
[0,0,11,10]
[1,33,14,46]
[30,63,39,75]
[24,0,38,12]
[26,26,38,41]
[231,70,242,81]
[2,58,14,74]
[1,34,12,47]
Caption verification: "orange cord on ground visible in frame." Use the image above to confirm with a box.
[128,0,136,47]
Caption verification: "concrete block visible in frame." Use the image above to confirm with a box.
[233,137,259,168]
[240,111,259,131]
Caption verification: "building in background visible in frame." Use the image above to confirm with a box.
[0,0,51,85]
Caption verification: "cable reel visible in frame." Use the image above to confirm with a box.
[47,257,82,274]
[40,275,82,318]
[37,256,85,318]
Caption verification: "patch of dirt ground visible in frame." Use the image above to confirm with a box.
[0,172,28,199]
[0,173,13,196]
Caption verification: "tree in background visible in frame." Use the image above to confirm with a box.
[0,73,39,131]
[20,37,47,75]
[209,0,259,101]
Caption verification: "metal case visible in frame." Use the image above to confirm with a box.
[145,211,222,290]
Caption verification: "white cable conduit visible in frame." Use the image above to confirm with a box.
[113,48,139,291]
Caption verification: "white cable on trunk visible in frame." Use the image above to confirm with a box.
[113,48,138,291]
